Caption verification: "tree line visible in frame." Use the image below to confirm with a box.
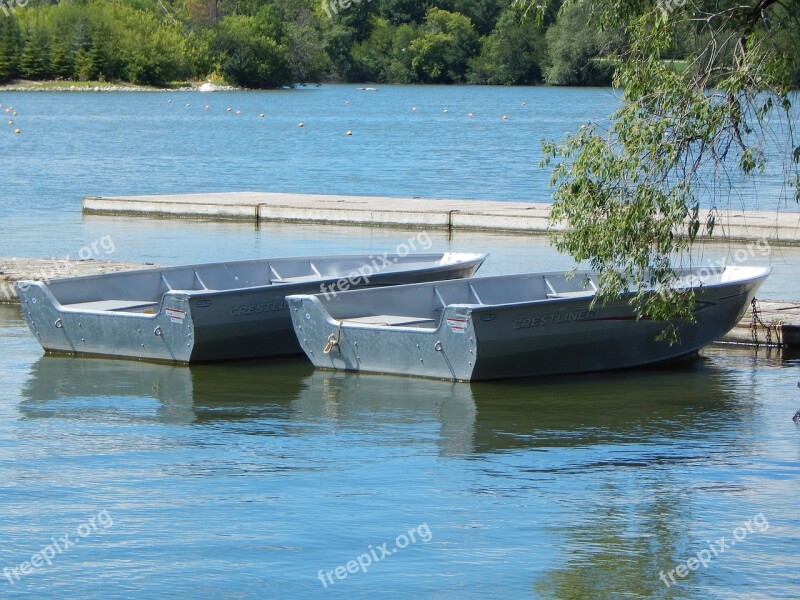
[1,0,798,88]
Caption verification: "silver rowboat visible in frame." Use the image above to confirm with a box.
[287,266,770,381]
[17,253,486,363]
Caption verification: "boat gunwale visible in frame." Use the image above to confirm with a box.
[18,252,488,317]
[290,266,772,326]
[15,252,487,287]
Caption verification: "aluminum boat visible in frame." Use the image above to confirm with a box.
[17,253,486,363]
[287,266,769,381]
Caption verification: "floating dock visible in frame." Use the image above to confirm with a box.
[83,192,800,243]
[2,256,798,349]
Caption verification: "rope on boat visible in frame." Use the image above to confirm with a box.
[323,321,343,355]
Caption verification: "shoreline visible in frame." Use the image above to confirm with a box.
[0,80,239,93]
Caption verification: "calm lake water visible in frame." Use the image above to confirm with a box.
[1,85,799,598]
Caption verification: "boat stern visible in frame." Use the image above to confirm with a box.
[287,294,478,380]
[17,281,196,363]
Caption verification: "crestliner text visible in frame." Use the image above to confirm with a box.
[513,309,595,330]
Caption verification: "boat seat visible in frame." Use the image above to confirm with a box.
[341,315,436,327]
[63,300,159,313]
[546,290,595,299]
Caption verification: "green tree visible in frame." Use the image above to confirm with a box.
[411,8,478,83]
[470,5,546,84]
[543,1,619,86]
[264,0,327,84]
[322,24,360,80]
[520,0,800,336]
[444,0,506,36]
[20,23,53,80]
[0,15,22,82]
[184,28,216,78]
[377,0,435,25]
[324,0,373,42]
[73,47,97,81]
[216,15,292,88]
[119,9,189,86]
[352,17,396,81]
[50,40,75,79]
[386,23,419,81]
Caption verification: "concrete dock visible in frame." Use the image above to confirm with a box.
[83,192,800,243]
[2,256,798,349]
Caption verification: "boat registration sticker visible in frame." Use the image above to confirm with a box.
[166,308,187,324]
[446,314,468,333]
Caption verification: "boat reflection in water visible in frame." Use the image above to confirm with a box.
[18,353,774,597]
[21,353,753,455]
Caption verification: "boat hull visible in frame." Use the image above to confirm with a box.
[288,268,767,381]
[18,256,484,363]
